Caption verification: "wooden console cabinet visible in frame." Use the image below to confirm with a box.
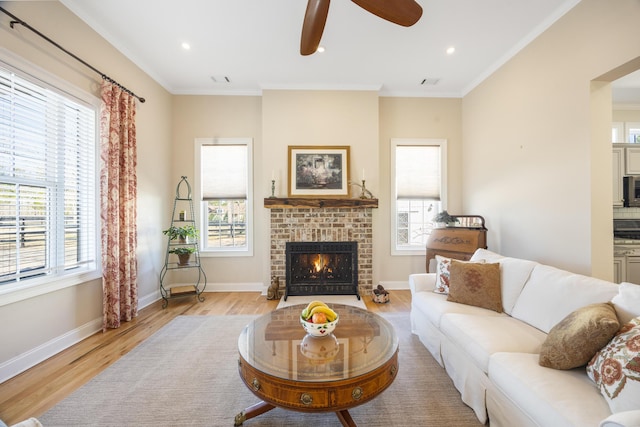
[425,217,487,272]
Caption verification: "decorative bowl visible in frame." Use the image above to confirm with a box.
[300,313,339,337]
[300,333,339,363]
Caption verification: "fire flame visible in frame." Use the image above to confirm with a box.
[313,255,322,272]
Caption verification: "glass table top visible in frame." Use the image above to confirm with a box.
[238,304,398,383]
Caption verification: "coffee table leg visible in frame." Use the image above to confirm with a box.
[234,401,275,426]
[336,409,357,427]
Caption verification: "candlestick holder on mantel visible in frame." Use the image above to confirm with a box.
[269,180,276,198]
[360,180,368,199]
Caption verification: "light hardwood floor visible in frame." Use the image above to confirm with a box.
[0,290,411,424]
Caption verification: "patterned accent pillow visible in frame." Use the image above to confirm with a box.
[434,255,452,294]
[586,317,640,413]
[446,260,502,313]
[434,256,485,294]
[539,302,620,370]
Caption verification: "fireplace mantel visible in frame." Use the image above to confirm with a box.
[264,197,378,209]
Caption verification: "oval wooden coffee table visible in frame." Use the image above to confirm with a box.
[235,303,399,426]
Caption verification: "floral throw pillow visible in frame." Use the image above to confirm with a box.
[586,317,640,413]
[434,255,452,294]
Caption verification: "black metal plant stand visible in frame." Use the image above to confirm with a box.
[159,176,207,308]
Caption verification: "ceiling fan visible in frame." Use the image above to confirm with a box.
[300,0,423,55]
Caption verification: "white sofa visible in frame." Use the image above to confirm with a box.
[409,248,640,427]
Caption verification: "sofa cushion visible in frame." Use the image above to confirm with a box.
[511,264,619,333]
[587,317,640,414]
[539,302,620,370]
[440,314,546,373]
[612,282,640,325]
[434,255,486,295]
[495,257,537,315]
[470,248,505,263]
[489,352,613,427]
[412,290,503,328]
[447,260,503,313]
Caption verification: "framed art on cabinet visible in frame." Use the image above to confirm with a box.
[288,146,350,198]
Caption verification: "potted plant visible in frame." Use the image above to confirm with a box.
[163,224,197,243]
[169,246,196,266]
[433,210,459,228]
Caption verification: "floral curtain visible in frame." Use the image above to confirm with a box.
[100,81,138,330]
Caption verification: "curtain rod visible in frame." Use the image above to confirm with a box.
[0,6,146,103]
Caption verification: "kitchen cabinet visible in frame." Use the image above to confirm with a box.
[626,146,640,175]
[613,146,624,206]
[614,256,626,284]
[626,256,640,285]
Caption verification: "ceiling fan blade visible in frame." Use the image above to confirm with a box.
[351,0,422,27]
[300,0,330,56]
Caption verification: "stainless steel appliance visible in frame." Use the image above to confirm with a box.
[623,176,640,207]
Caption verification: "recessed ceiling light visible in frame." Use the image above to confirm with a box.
[181,42,191,50]
[446,46,455,55]
[317,46,326,53]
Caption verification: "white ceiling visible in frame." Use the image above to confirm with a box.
[53,0,636,101]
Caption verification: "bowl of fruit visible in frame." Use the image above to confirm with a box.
[300,301,339,337]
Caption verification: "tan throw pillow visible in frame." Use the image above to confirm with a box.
[539,302,620,370]
[586,316,640,413]
[447,260,502,313]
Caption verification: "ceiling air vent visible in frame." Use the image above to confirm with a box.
[210,76,231,83]
[421,78,440,86]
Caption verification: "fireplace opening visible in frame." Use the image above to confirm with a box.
[285,241,359,300]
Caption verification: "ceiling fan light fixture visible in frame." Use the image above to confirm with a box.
[317,45,326,53]
[446,46,455,55]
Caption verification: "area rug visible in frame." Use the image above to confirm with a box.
[39,313,482,426]
[276,294,367,310]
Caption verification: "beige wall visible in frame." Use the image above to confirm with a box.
[171,95,263,286]
[170,92,464,290]
[0,2,172,379]
[378,97,463,277]
[462,0,640,276]
[614,109,640,123]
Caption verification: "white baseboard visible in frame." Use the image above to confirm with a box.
[138,282,268,311]
[138,289,160,309]
[377,280,409,290]
[0,317,102,384]
[203,282,266,293]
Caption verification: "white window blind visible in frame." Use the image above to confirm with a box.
[201,144,248,200]
[0,62,97,285]
[395,145,441,200]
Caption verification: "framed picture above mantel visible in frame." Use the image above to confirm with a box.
[288,146,350,198]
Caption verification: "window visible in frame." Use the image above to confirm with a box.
[195,138,253,256]
[391,138,447,255]
[0,58,99,294]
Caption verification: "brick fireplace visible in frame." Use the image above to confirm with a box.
[265,198,377,297]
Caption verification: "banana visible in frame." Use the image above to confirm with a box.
[302,300,329,319]
[308,305,337,322]
[305,300,328,312]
